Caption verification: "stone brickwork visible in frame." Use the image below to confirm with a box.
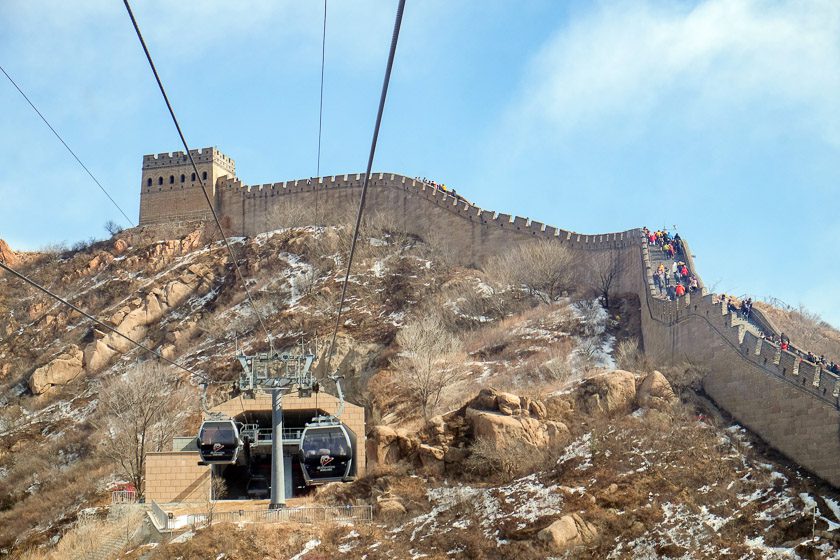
[145,452,210,503]
[139,147,235,225]
[637,240,840,487]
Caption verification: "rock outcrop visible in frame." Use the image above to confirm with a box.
[82,263,215,373]
[579,370,637,415]
[0,239,17,266]
[29,346,84,394]
[367,425,404,468]
[538,514,598,551]
[636,370,678,410]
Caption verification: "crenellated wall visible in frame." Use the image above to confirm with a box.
[138,157,840,488]
[638,241,840,486]
[211,172,640,268]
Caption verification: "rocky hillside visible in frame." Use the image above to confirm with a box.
[2,224,840,558]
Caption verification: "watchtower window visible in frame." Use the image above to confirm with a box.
[191,173,196,181]
[169,175,174,184]
[202,171,208,180]
[180,174,185,183]
[158,177,163,185]
[146,178,152,187]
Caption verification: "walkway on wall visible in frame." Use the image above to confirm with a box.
[644,239,762,337]
[640,231,840,409]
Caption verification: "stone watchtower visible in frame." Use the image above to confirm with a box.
[138,147,236,225]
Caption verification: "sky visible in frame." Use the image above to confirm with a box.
[1,0,838,327]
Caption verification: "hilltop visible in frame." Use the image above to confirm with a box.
[1,223,840,559]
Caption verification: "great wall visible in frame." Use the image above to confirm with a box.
[139,147,840,488]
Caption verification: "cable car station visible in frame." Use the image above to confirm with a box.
[144,349,366,507]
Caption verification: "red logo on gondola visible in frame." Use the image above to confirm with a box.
[320,455,333,466]
[213,443,224,452]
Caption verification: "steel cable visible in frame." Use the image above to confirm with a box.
[0,260,212,384]
[324,0,406,372]
[0,64,135,228]
[316,0,328,177]
[122,0,274,350]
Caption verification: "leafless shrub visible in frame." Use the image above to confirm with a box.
[393,312,464,419]
[205,475,228,526]
[615,338,645,372]
[539,347,575,382]
[104,220,124,237]
[583,251,625,309]
[38,241,69,255]
[98,362,195,498]
[70,237,98,253]
[487,240,576,304]
[463,436,555,482]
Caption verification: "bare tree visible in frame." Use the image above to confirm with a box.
[394,312,463,419]
[488,240,575,304]
[586,251,624,309]
[204,475,227,526]
[104,220,124,236]
[98,362,194,498]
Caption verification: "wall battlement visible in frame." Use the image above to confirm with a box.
[142,147,235,175]
[208,172,638,255]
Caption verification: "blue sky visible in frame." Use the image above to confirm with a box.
[1,0,838,327]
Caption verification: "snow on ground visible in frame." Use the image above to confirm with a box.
[398,473,565,545]
[290,539,321,560]
[557,432,594,471]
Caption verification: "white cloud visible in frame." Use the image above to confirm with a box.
[507,0,840,146]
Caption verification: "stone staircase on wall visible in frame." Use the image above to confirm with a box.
[641,237,840,408]
[638,233,840,487]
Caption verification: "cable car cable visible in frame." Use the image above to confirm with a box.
[0,64,135,228]
[316,0,327,177]
[0,260,212,384]
[121,0,274,351]
[324,0,406,372]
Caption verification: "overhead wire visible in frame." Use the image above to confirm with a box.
[0,260,213,384]
[0,64,135,228]
[324,0,406,372]
[316,0,328,177]
[121,0,274,351]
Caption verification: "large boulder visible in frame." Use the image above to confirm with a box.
[470,388,498,411]
[366,426,403,467]
[538,514,598,551]
[581,370,637,415]
[29,347,84,394]
[544,420,571,448]
[496,392,521,415]
[313,335,380,379]
[163,280,192,308]
[636,371,678,410]
[83,339,117,373]
[418,444,445,475]
[466,408,548,449]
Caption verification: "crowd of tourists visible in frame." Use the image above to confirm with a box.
[416,177,469,203]
[645,228,839,378]
[758,331,840,374]
[644,227,700,301]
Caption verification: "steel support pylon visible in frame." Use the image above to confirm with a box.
[269,389,286,508]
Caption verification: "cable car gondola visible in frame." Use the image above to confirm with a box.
[299,420,356,485]
[197,418,244,465]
